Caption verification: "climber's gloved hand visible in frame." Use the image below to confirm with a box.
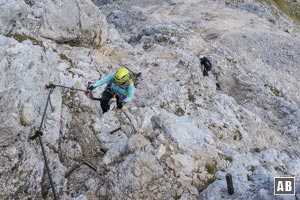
[86,82,94,98]
[117,101,126,110]
[87,84,94,91]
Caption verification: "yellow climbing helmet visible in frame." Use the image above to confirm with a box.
[114,67,130,83]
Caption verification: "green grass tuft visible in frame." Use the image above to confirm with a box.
[219,153,233,163]
[233,130,243,141]
[175,107,185,116]
[264,84,280,96]
[188,89,196,102]
[249,166,255,172]
[224,155,233,163]
[60,53,74,67]
[157,36,168,43]
[205,161,217,174]
[207,177,216,184]
[9,33,44,47]
[24,0,34,6]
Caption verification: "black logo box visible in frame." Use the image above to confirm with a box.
[274,177,295,195]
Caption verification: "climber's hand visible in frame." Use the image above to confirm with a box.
[87,85,94,91]
[117,101,126,110]
[85,91,92,97]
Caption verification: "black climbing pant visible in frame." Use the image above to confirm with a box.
[100,89,124,113]
[203,68,209,76]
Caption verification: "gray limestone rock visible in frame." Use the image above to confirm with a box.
[166,154,196,176]
[0,0,108,47]
[20,103,37,126]
[1,0,300,199]
[99,152,164,199]
[127,134,152,153]
[39,0,108,46]
[151,110,216,158]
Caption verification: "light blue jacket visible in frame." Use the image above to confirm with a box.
[93,73,134,103]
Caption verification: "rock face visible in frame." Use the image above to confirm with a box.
[151,110,216,158]
[98,152,164,200]
[39,0,108,46]
[0,34,64,199]
[0,0,108,46]
[1,0,300,199]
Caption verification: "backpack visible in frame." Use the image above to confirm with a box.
[200,57,212,71]
[125,67,141,87]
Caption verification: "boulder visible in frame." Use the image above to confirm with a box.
[127,134,152,153]
[20,103,37,126]
[0,0,108,47]
[39,0,108,46]
[100,152,164,199]
[151,110,215,157]
[166,154,196,176]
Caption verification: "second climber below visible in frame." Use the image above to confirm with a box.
[87,67,135,113]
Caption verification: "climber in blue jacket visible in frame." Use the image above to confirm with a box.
[87,67,135,113]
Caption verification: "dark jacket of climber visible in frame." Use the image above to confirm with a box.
[200,56,212,77]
